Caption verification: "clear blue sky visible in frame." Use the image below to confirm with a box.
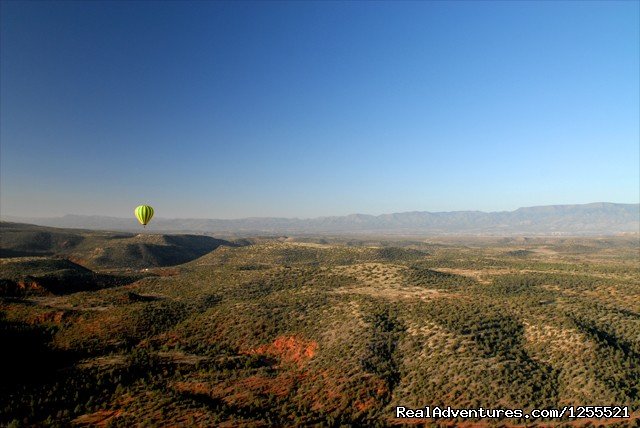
[1,1,638,219]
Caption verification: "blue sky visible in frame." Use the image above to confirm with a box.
[1,1,638,218]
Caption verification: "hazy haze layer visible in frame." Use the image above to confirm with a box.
[4,203,638,236]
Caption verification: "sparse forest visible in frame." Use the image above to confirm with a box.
[1,223,639,426]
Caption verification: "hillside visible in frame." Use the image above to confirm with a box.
[0,257,141,296]
[5,202,639,235]
[0,222,236,269]
[1,234,638,426]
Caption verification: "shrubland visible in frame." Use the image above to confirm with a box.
[1,226,638,426]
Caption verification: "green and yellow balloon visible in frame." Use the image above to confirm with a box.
[134,205,154,227]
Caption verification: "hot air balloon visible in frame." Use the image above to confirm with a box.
[135,205,154,227]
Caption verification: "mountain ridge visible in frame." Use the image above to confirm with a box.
[2,202,638,236]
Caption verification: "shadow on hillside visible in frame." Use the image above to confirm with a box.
[0,248,53,258]
[0,314,77,388]
[0,221,242,269]
[90,236,237,269]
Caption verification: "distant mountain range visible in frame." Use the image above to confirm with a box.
[2,203,639,236]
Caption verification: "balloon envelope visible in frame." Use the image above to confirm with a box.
[135,205,154,226]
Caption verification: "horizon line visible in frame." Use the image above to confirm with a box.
[2,201,638,222]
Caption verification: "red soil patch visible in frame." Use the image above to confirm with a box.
[72,409,122,426]
[33,310,67,324]
[173,366,390,421]
[250,335,318,367]
[2,304,74,326]
[300,368,388,416]
[173,381,211,396]
[17,279,41,290]
[214,373,297,404]
[173,373,296,407]
[239,374,295,397]
[6,279,48,295]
